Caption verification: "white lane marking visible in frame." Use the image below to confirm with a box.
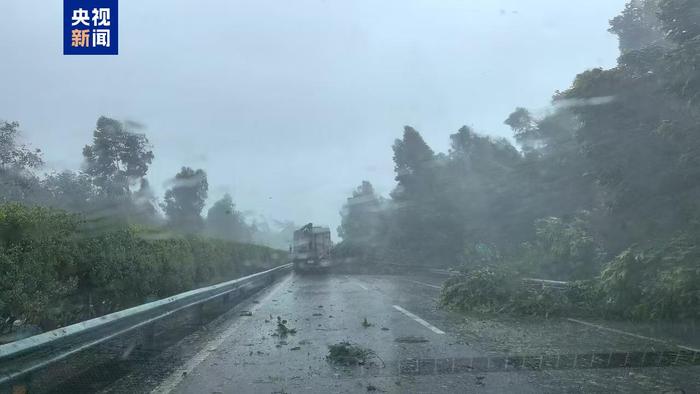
[404,279,441,289]
[344,276,369,290]
[151,275,293,394]
[566,318,700,353]
[392,305,445,335]
[354,282,368,290]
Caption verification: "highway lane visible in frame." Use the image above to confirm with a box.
[149,273,538,393]
[103,272,699,393]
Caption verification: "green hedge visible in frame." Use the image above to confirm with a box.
[439,266,598,318]
[440,234,700,321]
[0,203,284,332]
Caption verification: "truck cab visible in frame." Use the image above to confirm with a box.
[290,223,332,273]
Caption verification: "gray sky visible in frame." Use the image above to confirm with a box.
[0,0,625,238]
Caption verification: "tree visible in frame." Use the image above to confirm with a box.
[608,0,668,53]
[446,126,525,256]
[338,181,383,244]
[0,121,43,203]
[162,167,208,234]
[560,0,700,250]
[657,0,700,44]
[41,171,97,212]
[0,121,42,171]
[391,126,435,197]
[82,116,154,196]
[205,194,251,242]
[504,108,540,154]
[387,126,466,264]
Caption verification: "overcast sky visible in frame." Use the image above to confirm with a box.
[0,0,626,238]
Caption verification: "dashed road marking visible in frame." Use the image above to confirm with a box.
[354,282,368,290]
[404,279,441,289]
[393,305,445,335]
[344,276,369,290]
[151,275,293,394]
[566,318,700,353]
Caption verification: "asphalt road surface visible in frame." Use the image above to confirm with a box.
[103,272,700,393]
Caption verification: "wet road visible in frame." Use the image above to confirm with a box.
[105,272,700,393]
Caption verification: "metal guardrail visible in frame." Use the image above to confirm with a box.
[521,278,570,290]
[0,263,292,391]
[383,263,571,289]
[382,263,458,276]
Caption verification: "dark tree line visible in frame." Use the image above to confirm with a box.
[338,0,700,286]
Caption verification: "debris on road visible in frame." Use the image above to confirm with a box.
[276,316,297,337]
[327,342,376,365]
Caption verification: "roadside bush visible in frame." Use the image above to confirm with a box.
[0,203,284,333]
[0,204,81,331]
[439,266,600,318]
[440,234,700,321]
[599,235,700,320]
[439,266,516,313]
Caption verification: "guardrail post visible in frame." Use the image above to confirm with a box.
[143,322,156,350]
[194,303,205,325]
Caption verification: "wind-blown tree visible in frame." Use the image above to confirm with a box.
[162,167,208,234]
[388,126,461,264]
[41,171,98,212]
[205,193,251,242]
[504,108,540,154]
[445,126,524,255]
[505,108,597,225]
[0,121,42,171]
[338,181,384,246]
[557,0,700,251]
[0,121,43,203]
[608,0,668,53]
[82,116,154,197]
[81,116,157,224]
[391,126,436,198]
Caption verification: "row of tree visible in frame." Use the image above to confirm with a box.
[0,116,291,247]
[338,0,700,281]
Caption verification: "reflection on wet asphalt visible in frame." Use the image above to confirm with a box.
[106,273,699,394]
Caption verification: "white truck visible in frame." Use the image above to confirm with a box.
[290,223,332,273]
